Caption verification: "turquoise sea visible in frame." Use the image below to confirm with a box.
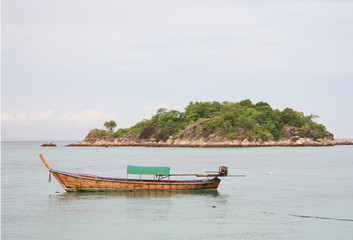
[2,141,353,239]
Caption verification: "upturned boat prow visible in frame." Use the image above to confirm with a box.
[39,154,243,192]
[39,153,52,170]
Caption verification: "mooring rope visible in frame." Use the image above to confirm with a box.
[262,212,353,222]
[290,214,353,222]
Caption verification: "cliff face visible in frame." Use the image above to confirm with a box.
[68,119,341,147]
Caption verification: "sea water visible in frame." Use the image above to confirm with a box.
[2,141,353,239]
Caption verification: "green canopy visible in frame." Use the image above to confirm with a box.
[127,165,170,175]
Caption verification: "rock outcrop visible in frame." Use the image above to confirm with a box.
[41,141,57,147]
[281,124,334,141]
[281,124,301,139]
[335,140,353,145]
[67,119,350,147]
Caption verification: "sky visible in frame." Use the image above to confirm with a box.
[2,0,353,141]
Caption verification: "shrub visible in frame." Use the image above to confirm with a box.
[114,128,129,138]
[227,133,237,139]
[299,125,311,138]
[313,124,327,140]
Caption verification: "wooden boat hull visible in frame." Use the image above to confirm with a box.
[51,170,221,192]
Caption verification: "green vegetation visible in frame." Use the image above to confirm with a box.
[150,108,186,139]
[114,128,129,137]
[104,120,117,133]
[112,100,328,140]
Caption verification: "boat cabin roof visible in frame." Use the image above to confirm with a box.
[127,165,170,175]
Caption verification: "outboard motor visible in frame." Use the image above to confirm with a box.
[219,166,228,176]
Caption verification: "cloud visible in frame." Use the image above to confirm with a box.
[1,109,114,127]
[1,112,28,124]
[35,110,54,120]
[2,0,353,140]
[59,109,115,126]
[5,0,352,74]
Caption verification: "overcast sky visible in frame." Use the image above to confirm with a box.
[2,0,353,141]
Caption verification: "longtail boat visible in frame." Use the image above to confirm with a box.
[39,154,242,192]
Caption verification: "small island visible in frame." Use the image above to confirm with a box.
[41,141,57,147]
[69,100,352,147]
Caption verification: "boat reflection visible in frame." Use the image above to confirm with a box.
[50,189,220,201]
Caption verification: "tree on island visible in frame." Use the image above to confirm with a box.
[104,120,117,133]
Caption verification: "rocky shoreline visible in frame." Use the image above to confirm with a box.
[68,137,352,147]
[67,120,353,147]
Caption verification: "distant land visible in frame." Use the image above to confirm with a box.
[68,100,352,147]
